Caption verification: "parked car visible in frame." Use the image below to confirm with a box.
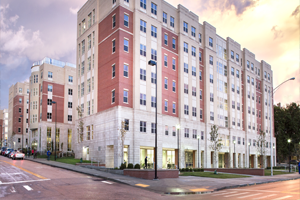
[12,151,25,160]
[9,150,17,159]
[4,149,13,157]
[0,147,7,155]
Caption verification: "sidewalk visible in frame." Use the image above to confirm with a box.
[25,158,300,194]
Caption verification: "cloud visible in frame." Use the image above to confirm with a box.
[224,0,258,15]
[9,15,19,24]
[291,5,300,17]
[69,7,79,15]
[271,25,284,40]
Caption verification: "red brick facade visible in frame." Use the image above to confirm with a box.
[13,95,24,135]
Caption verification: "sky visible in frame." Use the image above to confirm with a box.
[0,0,299,110]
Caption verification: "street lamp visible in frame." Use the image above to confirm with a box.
[148,60,158,180]
[248,142,251,168]
[197,135,200,168]
[52,101,57,161]
[20,115,23,151]
[176,124,180,170]
[287,139,291,172]
[233,140,236,168]
[270,77,295,176]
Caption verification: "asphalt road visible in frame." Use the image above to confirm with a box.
[0,155,299,200]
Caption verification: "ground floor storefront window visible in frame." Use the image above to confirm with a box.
[162,150,175,169]
[140,148,154,169]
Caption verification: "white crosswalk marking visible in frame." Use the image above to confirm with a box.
[273,196,293,200]
[237,193,262,198]
[102,181,112,185]
[212,191,237,196]
[253,194,277,199]
[23,185,33,191]
[224,192,249,197]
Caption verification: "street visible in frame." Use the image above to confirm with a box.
[0,156,299,199]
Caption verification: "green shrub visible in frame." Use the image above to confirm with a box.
[199,168,204,172]
[181,168,185,172]
[114,167,119,170]
[167,164,171,169]
[134,164,140,169]
[128,163,134,169]
[120,163,126,170]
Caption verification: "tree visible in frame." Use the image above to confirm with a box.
[8,131,16,148]
[209,125,223,168]
[119,121,127,165]
[76,106,84,142]
[256,130,267,168]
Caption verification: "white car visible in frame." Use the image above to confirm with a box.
[12,151,25,160]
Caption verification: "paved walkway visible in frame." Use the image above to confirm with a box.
[25,158,300,194]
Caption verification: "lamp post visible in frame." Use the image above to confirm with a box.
[176,124,180,170]
[52,101,57,161]
[287,139,291,172]
[197,135,200,168]
[269,77,295,176]
[248,142,251,168]
[233,140,236,168]
[148,60,158,180]
[20,115,23,151]
[273,145,275,167]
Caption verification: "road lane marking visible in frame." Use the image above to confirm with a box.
[273,196,293,200]
[237,193,261,198]
[102,181,112,184]
[0,179,50,185]
[1,161,47,179]
[254,194,277,199]
[10,186,16,193]
[212,191,236,196]
[190,188,210,192]
[230,189,280,193]
[135,184,149,188]
[224,192,249,197]
[23,185,33,191]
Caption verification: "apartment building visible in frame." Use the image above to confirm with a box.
[29,57,76,152]
[0,109,9,147]
[8,82,30,149]
[74,0,275,169]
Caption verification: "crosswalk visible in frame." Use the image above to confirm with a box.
[204,189,296,200]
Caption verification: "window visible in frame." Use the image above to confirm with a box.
[18,118,21,123]
[200,90,202,100]
[184,105,189,115]
[164,55,168,66]
[192,87,196,96]
[112,90,115,103]
[192,107,196,117]
[192,66,196,76]
[199,71,202,81]
[210,93,214,102]
[210,112,214,120]
[19,88,22,93]
[184,63,188,73]
[247,60,250,68]
[47,99,52,106]
[112,64,115,78]
[18,128,21,133]
[151,2,157,15]
[210,74,213,83]
[151,96,156,107]
[172,38,176,49]
[140,121,146,132]
[81,61,85,75]
[184,84,188,94]
[251,63,254,71]
[237,102,240,110]
[200,109,203,119]
[268,73,270,81]
[199,52,202,62]
[68,115,72,122]
[151,25,157,38]
[232,117,235,126]
[247,75,250,83]
[47,113,52,120]
[231,67,234,76]
[88,34,91,50]
[163,12,167,23]
[232,101,235,109]
[165,125,168,135]
[112,40,115,53]
[258,69,260,76]
[113,0,116,4]
[164,100,168,111]
[112,15,116,28]
[124,14,129,27]
[251,78,254,85]
[172,58,175,70]
[48,71,53,78]
[123,90,128,103]
[19,98,22,103]
[151,72,156,84]
[68,102,72,108]
[151,49,157,61]
[191,46,196,57]
[140,69,146,81]
[124,119,129,131]
[199,33,202,43]
[68,76,73,83]
[184,42,188,53]
[124,64,129,77]
[209,37,213,47]
[172,102,176,114]
[170,16,174,27]
[87,79,91,93]
[151,123,156,133]
[236,54,239,62]
[191,26,195,37]
[231,51,234,59]
[164,78,168,89]
[183,22,188,33]
[140,44,146,56]
[236,69,239,78]
[209,56,213,65]
[88,56,91,71]
[48,85,53,92]
[81,82,84,96]
[140,0,146,9]
[124,39,129,52]
[140,20,146,32]
[82,40,85,54]
[184,128,189,138]
[172,126,176,136]
[140,93,146,105]
[232,84,235,92]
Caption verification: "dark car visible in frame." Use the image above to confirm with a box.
[4,149,13,157]
[0,147,7,155]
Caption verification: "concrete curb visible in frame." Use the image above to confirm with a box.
[24,158,130,186]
